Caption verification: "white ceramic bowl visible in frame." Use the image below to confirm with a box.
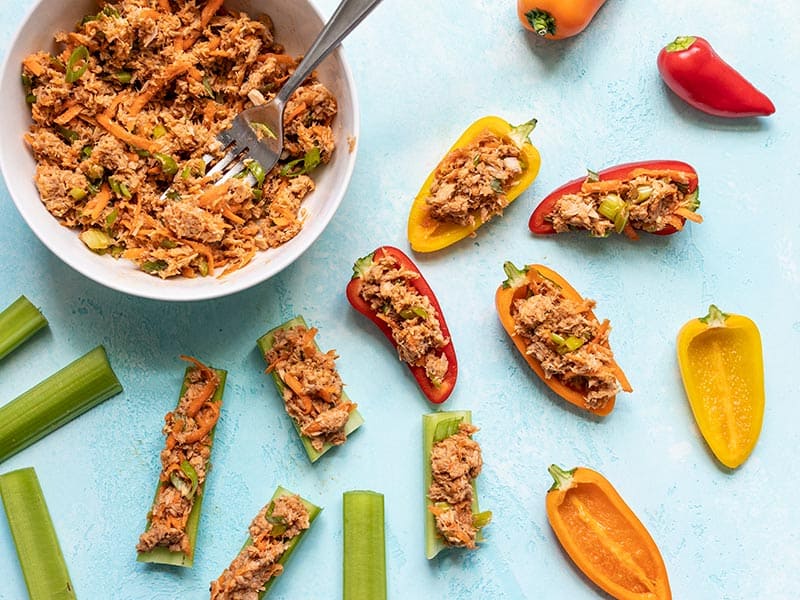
[0,0,358,301]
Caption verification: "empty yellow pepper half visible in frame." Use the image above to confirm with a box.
[407,116,541,252]
[676,305,765,468]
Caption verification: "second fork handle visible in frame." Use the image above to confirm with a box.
[275,0,384,105]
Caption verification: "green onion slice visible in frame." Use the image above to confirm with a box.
[137,366,227,568]
[0,346,122,464]
[154,153,178,176]
[0,296,47,362]
[256,315,364,463]
[114,71,132,84]
[65,46,89,84]
[343,490,386,600]
[280,148,321,178]
[250,121,277,139]
[399,306,429,320]
[490,178,504,194]
[422,410,488,559]
[141,260,167,274]
[244,159,266,186]
[0,468,77,600]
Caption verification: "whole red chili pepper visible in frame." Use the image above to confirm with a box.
[657,36,775,118]
[346,246,457,404]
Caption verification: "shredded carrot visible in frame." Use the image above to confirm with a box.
[182,0,224,50]
[591,319,610,344]
[22,55,44,77]
[203,99,217,126]
[221,203,246,225]
[622,222,640,240]
[96,113,159,153]
[285,102,307,123]
[157,0,171,11]
[54,104,82,125]
[183,239,216,275]
[259,52,298,66]
[219,248,255,277]
[630,168,692,184]
[83,183,112,221]
[179,355,219,417]
[173,35,184,51]
[139,8,161,19]
[581,179,624,194]
[663,215,685,231]
[197,183,229,209]
[186,65,203,82]
[122,247,147,260]
[129,63,191,116]
[675,207,703,223]
[282,372,306,397]
[181,402,220,443]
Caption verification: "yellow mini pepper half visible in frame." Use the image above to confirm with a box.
[407,116,541,253]
[676,305,765,469]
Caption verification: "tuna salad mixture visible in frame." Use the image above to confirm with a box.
[428,422,484,549]
[264,325,356,452]
[210,494,310,600]
[513,276,622,410]
[426,130,524,226]
[357,256,450,385]
[546,169,701,237]
[22,0,337,278]
[137,356,221,555]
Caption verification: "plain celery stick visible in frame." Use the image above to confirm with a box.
[0,346,123,463]
[343,490,386,600]
[0,467,77,599]
[0,295,47,361]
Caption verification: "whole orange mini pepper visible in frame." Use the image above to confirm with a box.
[546,464,672,600]
[495,262,631,415]
[518,0,608,40]
[676,305,765,469]
[407,116,540,253]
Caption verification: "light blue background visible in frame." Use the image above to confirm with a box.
[1,1,799,598]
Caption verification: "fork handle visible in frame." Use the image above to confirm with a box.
[276,0,383,105]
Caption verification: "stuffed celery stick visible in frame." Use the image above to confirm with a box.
[0,467,76,600]
[137,356,226,567]
[257,316,364,462]
[0,295,47,361]
[343,490,386,600]
[423,411,491,559]
[210,486,321,598]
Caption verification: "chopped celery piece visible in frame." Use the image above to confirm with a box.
[0,468,77,599]
[343,490,386,600]
[432,417,463,443]
[613,204,630,233]
[550,333,585,354]
[256,315,364,463]
[137,366,227,568]
[0,295,47,361]
[422,410,487,559]
[635,185,653,203]
[0,346,122,464]
[80,228,114,251]
[597,194,624,220]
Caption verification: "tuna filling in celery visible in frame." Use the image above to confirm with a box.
[136,359,220,555]
[547,171,700,236]
[358,257,449,385]
[512,278,619,410]
[264,325,355,451]
[426,130,523,226]
[428,423,483,548]
[210,494,310,599]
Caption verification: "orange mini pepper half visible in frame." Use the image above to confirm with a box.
[407,116,541,253]
[676,305,765,469]
[495,261,631,415]
[518,0,608,40]
[546,464,672,600]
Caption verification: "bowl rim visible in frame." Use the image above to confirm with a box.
[0,0,360,302]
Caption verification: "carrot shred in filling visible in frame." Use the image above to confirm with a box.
[264,325,355,452]
[136,356,221,556]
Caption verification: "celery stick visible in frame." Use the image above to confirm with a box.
[343,490,386,600]
[256,316,364,463]
[0,346,122,464]
[422,410,488,559]
[137,366,227,568]
[0,296,47,361]
[0,467,77,599]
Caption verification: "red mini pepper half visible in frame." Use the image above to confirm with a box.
[657,36,775,118]
[529,160,699,237]
[346,246,457,404]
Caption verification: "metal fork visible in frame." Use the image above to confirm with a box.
[210,0,384,179]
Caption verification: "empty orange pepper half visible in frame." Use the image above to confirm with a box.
[546,464,672,600]
[407,116,540,253]
[676,305,765,469]
[495,261,631,415]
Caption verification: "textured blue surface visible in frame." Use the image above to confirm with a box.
[1,1,799,599]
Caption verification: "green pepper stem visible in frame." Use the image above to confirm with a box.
[351,253,375,280]
[508,118,537,148]
[665,36,697,53]
[547,464,576,492]
[700,304,729,327]
[524,9,556,37]
[502,261,528,289]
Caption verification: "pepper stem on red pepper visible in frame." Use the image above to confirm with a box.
[524,9,556,37]
[664,35,697,53]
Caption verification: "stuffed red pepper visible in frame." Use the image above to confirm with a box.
[529,161,700,239]
[346,246,457,404]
